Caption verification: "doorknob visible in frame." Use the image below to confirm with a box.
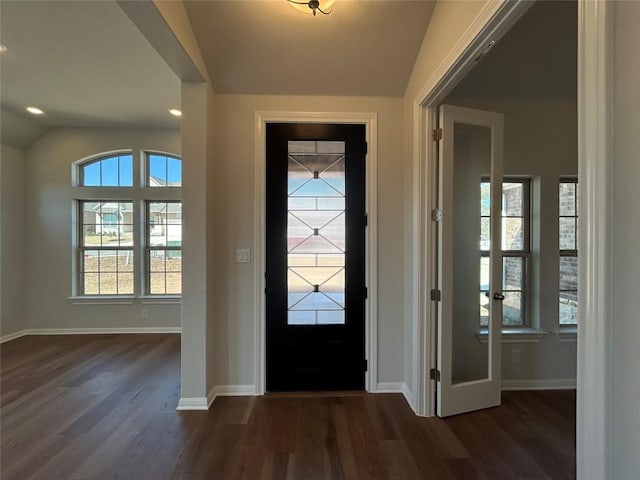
[493,292,505,301]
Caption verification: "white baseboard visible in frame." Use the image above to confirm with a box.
[176,397,209,410]
[176,385,257,411]
[209,384,256,405]
[502,378,577,390]
[375,382,414,409]
[0,329,28,344]
[1,327,181,340]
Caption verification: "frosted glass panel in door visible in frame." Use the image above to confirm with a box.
[287,141,346,325]
[452,123,491,384]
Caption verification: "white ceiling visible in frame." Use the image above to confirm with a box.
[0,0,575,151]
[0,0,181,149]
[449,0,577,100]
[184,0,435,96]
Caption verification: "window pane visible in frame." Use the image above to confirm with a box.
[83,273,99,295]
[502,217,524,250]
[503,182,523,216]
[559,182,576,216]
[83,225,101,246]
[83,250,99,272]
[166,250,182,295]
[560,256,578,292]
[118,273,134,295]
[480,218,491,251]
[167,157,182,186]
[100,273,117,294]
[149,155,167,186]
[480,182,491,216]
[166,272,182,294]
[167,202,182,247]
[98,251,115,272]
[503,256,525,291]
[287,141,346,325]
[479,256,490,327]
[119,154,133,187]
[559,217,576,250]
[559,294,578,325]
[503,291,524,326]
[82,162,100,186]
[148,202,181,249]
[150,251,166,272]
[101,157,119,186]
[80,155,132,187]
[119,227,134,247]
[150,273,166,294]
[118,250,134,272]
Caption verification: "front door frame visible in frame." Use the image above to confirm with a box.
[254,111,378,395]
[412,0,613,477]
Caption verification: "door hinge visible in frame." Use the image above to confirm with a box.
[430,368,441,381]
[430,289,441,301]
[431,208,442,222]
[363,359,368,372]
[364,287,368,299]
[365,213,368,227]
[364,142,368,154]
[432,128,442,142]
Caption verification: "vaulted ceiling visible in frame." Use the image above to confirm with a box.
[0,0,576,151]
[183,0,435,96]
[0,0,181,149]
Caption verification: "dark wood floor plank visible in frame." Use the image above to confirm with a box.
[1,335,576,480]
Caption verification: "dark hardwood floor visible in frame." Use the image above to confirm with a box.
[0,334,576,479]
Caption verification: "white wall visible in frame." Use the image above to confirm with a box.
[212,94,405,388]
[611,1,640,476]
[1,144,26,338]
[24,128,181,330]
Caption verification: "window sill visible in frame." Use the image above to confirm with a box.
[68,295,181,305]
[69,296,136,305]
[476,328,547,344]
[555,327,578,342]
[139,295,181,305]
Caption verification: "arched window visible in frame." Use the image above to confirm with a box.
[80,152,133,187]
[74,151,181,297]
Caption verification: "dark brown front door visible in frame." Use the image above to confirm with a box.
[265,123,367,391]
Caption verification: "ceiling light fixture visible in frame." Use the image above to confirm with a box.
[26,106,44,115]
[288,0,334,16]
[0,44,7,53]
[169,109,182,117]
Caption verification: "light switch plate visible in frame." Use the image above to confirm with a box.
[236,249,251,263]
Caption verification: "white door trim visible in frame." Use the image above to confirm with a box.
[576,1,613,478]
[410,0,533,417]
[254,111,378,394]
[410,0,613,476]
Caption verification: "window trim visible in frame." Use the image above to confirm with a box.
[481,177,532,328]
[72,150,182,299]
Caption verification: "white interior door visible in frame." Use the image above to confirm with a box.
[437,104,504,417]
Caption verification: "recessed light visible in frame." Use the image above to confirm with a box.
[26,106,45,115]
[0,45,7,53]
[168,109,182,117]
